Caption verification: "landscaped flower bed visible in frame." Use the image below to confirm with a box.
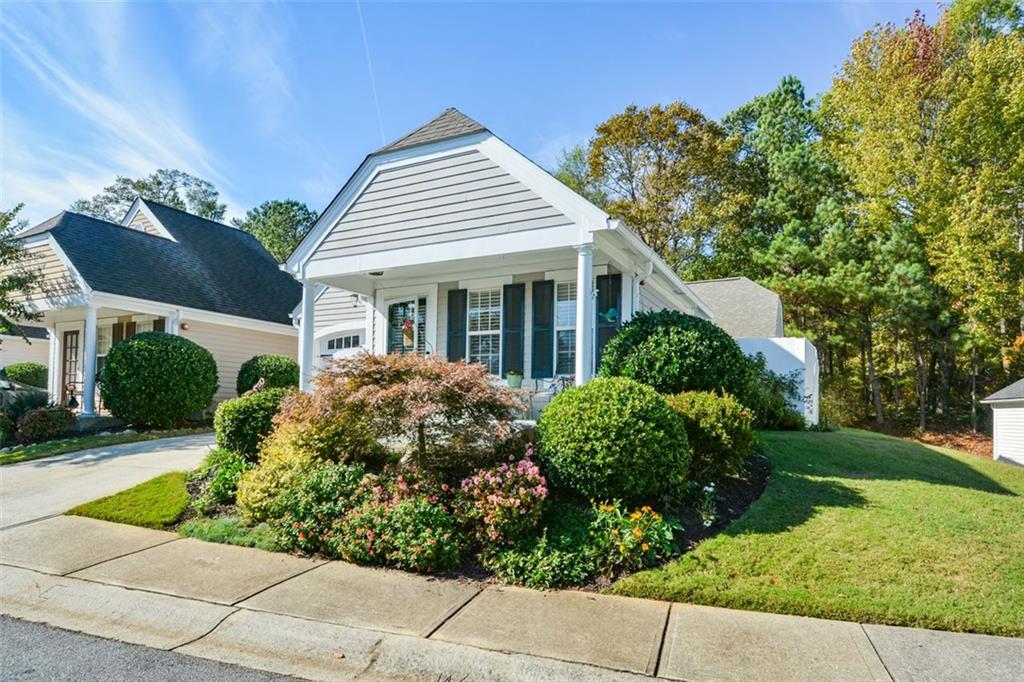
[72,314,797,589]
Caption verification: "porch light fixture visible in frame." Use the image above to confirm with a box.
[368,271,384,277]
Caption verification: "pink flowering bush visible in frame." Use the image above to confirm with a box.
[459,445,548,546]
[336,497,463,573]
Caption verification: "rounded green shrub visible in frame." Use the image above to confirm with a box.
[236,354,299,395]
[3,362,47,389]
[665,391,756,484]
[16,406,75,444]
[214,388,289,460]
[100,332,218,429]
[598,310,749,397]
[537,377,690,501]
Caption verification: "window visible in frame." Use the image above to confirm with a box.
[135,320,154,334]
[325,334,360,352]
[386,297,427,355]
[467,288,501,374]
[555,281,576,375]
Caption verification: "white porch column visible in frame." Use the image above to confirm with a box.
[299,279,316,391]
[167,309,182,335]
[574,244,594,385]
[46,326,60,402]
[81,303,98,416]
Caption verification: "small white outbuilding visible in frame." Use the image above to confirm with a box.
[982,378,1024,466]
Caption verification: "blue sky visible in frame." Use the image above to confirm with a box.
[2,1,927,227]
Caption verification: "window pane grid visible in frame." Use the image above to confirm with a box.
[468,288,501,374]
[554,281,576,376]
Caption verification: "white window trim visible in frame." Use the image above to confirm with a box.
[554,280,577,377]
[372,284,438,356]
[466,287,503,375]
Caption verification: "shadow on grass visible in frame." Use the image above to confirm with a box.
[723,470,868,536]
[764,429,1016,497]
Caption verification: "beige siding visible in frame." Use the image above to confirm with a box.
[128,212,164,237]
[0,334,49,369]
[180,320,297,402]
[7,242,81,306]
[315,287,366,333]
[313,150,571,260]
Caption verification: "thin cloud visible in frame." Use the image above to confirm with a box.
[0,4,238,224]
[188,2,296,135]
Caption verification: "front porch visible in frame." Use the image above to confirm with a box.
[34,296,184,417]
[297,232,699,398]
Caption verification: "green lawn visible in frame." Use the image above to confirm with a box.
[613,429,1024,636]
[0,427,212,466]
[68,471,191,529]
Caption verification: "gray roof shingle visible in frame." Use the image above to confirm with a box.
[376,108,488,154]
[685,277,785,338]
[21,202,300,325]
[983,378,1024,403]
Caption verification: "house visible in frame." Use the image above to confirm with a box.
[0,325,50,369]
[685,277,784,338]
[9,199,301,415]
[686,276,818,424]
[286,107,820,422]
[982,379,1024,466]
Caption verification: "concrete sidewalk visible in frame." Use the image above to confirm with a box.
[0,433,214,529]
[2,516,1021,681]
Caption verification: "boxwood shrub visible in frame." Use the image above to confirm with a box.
[3,362,47,388]
[665,391,756,483]
[100,332,218,428]
[236,354,299,395]
[598,310,749,397]
[537,377,690,501]
[214,388,289,460]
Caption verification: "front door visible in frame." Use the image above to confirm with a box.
[60,330,80,408]
[386,297,427,355]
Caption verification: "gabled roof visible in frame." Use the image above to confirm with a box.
[685,276,784,338]
[983,378,1024,404]
[20,201,300,325]
[0,324,48,340]
[376,108,488,154]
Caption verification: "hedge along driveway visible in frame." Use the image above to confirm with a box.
[613,429,1024,637]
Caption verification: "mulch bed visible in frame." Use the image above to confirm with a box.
[858,422,993,459]
[671,453,772,553]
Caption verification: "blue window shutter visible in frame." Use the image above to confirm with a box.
[447,289,467,362]
[502,283,525,377]
[531,280,554,378]
[596,273,622,371]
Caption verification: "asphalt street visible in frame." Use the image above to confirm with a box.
[0,616,293,682]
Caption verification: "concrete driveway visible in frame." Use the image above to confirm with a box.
[0,433,214,529]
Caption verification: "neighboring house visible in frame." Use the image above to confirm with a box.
[685,277,784,338]
[10,199,301,414]
[0,325,50,369]
[285,107,819,421]
[687,277,818,424]
[982,379,1024,466]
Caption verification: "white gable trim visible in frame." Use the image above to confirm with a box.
[121,198,177,241]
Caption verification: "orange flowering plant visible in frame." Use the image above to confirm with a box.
[589,500,679,576]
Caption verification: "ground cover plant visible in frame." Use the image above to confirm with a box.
[613,429,1024,637]
[69,471,190,529]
